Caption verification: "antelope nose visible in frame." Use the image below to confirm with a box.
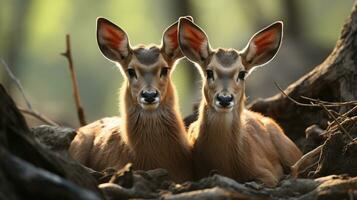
[141,89,159,103]
[216,93,234,107]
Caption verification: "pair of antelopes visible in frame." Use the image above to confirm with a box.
[69,16,302,187]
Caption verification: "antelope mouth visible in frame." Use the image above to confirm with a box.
[139,97,160,110]
[214,101,234,112]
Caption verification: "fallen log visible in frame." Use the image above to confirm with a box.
[100,166,357,200]
[0,85,103,198]
[0,147,100,200]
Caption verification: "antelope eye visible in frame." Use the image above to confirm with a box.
[127,68,137,79]
[238,70,247,81]
[160,67,169,77]
[206,70,214,80]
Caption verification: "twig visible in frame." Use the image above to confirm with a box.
[325,107,355,131]
[274,82,357,108]
[323,105,357,131]
[298,96,357,129]
[319,102,354,141]
[291,145,323,178]
[323,116,357,137]
[61,34,87,126]
[1,58,32,110]
[327,109,343,119]
[342,105,357,117]
[274,81,354,141]
[1,58,59,126]
[301,96,357,106]
[18,107,58,126]
[273,81,316,107]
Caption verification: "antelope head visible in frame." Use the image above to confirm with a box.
[96,17,191,111]
[178,18,283,113]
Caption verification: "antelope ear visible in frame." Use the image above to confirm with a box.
[240,21,283,72]
[96,17,131,63]
[162,16,194,62]
[178,17,211,64]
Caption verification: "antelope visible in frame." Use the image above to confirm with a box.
[178,18,302,187]
[69,17,194,182]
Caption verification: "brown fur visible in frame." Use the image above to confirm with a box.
[70,79,193,182]
[179,18,302,187]
[190,85,302,187]
[69,17,193,183]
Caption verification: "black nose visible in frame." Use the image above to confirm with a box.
[141,89,159,103]
[216,93,234,107]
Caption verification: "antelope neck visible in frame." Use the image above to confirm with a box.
[121,81,184,147]
[201,103,243,136]
[198,89,246,139]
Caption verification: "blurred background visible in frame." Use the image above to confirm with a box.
[0,0,355,128]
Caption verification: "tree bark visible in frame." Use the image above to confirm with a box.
[0,85,103,199]
[249,1,357,144]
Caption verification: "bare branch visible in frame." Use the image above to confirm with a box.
[299,96,357,131]
[18,107,58,126]
[274,81,318,107]
[318,102,353,141]
[274,81,357,108]
[61,34,87,127]
[301,96,357,106]
[274,81,354,141]
[1,58,32,110]
[342,105,357,117]
[1,58,59,126]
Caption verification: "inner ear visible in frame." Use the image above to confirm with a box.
[162,16,194,62]
[178,17,211,64]
[97,17,131,63]
[240,21,283,71]
[162,21,181,61]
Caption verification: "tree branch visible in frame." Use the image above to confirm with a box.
[61,34,87,127]
[1,58,32,110]
[274,81,354,141]
[0,58,59,126]
[18,107,58,126]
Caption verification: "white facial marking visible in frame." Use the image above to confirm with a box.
[140,97,160,110]
[214,101,234,112]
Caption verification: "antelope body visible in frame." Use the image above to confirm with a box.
[69,17,193,182]
[178,18,302,186]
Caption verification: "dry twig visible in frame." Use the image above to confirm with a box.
[274,81,354,141]
[0,58,59,126]
[318,102,353,141]
[18,107,58,126]
[322,106,357,132]
[291,145,323,178]
[341,105,357,117]
[322,116,357,138]
[274,82,357,108]
[273,81,316,107]
[1,58,32,110]
[61,34,87,126]
[301,96,357,106]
